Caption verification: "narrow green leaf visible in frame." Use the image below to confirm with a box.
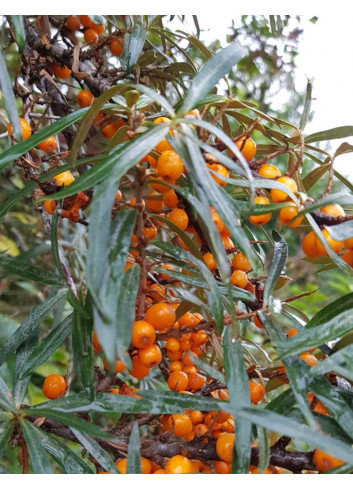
[23,408,117,441]
[127,423,141,474]
[263,231,287,307]
[223,331,252,473]
[8,15,26,51]
[257,427,270,474]
[0,374,16,412]
[302,163,331,192]
[177,42,246,115]
[276,304,353,358]
[0,49,22,140]
[0,255,64,286]
[0,289,67,367]
[120,25,146,72]
[307,291,353,329]
[29,424,94,474]
[0,420,14,458]
[50,213,67,282]
[20,419,53,474]
[299,78,313,131]
[29,390,226,414]
[72,296,95,397]
[71,429,119,474]
[305,126,353,144]
[18,315,73,380]
[115,264,140,369]
[13,319,39,407]
[237,407,353,465]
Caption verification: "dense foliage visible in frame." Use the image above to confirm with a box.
[1,14,353,475]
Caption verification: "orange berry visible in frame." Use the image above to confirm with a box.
[52,64,71,79]
[128,355,151,379]
[92,331,102,353]
[157,150,184,181]
[84,28,99,45]
[43,200,56,215]
[146,192,163,212]
[166,338,181,353]
[138,344,162,368]
[79,15,93,28]
[232,252,250,272]
[167,350,182,361]
[178,312,197,328]
[101,122,118,139]
[300,352,318,367]
[234,136,256,162]
[279,205,303,228]
[193,423,208,437]
[183,365,197,375]
[313,449,344,472]
[214,461,231,474]
[168,371,188,391]
[287,328,298,338]
[116,457,152,474]
[210,208,224,233]
[92,22,105,35]
[203,252,217,271]
[191,331,208,346]
[163,189,179,209]
[153,469,166,474]
[66,15,81,31]
[145,303,176,331]
[342,249,353,267]
[254,315,264,329]
[315,229,343,256]
[42,374,66,399]
[37,136,57,153]
[165,455,194,474]
[302,231,320,258]
[230,269,248,288]
[148,283,166,302]
[141,154,157,168]
[249,196,272,226]
[320,204,345,218]
[221,236,234,250]
[344,237,353,250]
[207,163,229,187]
[115,189,122,200]
[171,414,193,437]
[189,410,204,425]
[154,118,174,153]
[169,360,183,373]
[131,320,156,349]
[159,263,174,281]
[143,223,157,241]
[7,117,31,140]
[77,90,94,108]
[182,352,195,367]
[271,176,298,203]
[249,381,265,404]
[188,372,205,391]
[257,164,281,179]
[109,37,123,56]
[53,170,74,187]
[215,433,235,462]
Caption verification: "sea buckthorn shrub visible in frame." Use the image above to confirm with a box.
[0,14,353,476]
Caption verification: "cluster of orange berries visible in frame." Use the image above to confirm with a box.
[42,170,89,222]
[302,204,353,263]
